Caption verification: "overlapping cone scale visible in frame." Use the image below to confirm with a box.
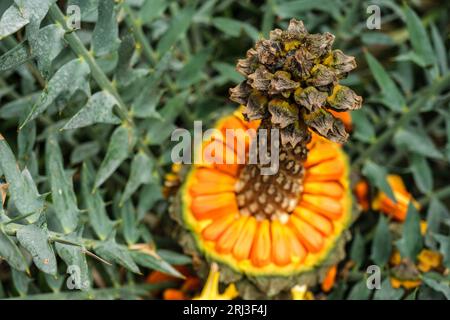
[230,19,362,145]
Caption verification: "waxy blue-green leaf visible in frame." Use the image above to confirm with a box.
[139,0,168,25]
[44,273,65,293]
[422,273,450,299]
[0,4,29,39]
[131,51,173,118]
[11,269,31,296]
[18,113,35,166]
[212,18,259,41]
[157,249,192,266]
[14,0,56,24]
[94,237,140,274]
[0,227,28,272]
[115,35,148,87]
[159,91,190,123]
[137,183,163,219]
[144,118,176,146]
[0,93,38,119]
[131,86,164,119]
[0,41,32,71]
[156,3,195,54]
[81,162,114,240]
[67,0,98,22]
[350,230,365,269]
[430,24,448,76]
[91,0,120,56]
[62,91,120,130]
[370,215,392,266]
[70,141,100,165]
[352,109,376,143]
[373,278,404,300]
[120,152,155,206]
[362,160,395,201]
[130,250,184,278]
[433,234,450,269]
[212,17,245,37]
[0,134,43,220]
[396,202,423,260]
[212,62,245,84]
[394,128,443,160]
[94,125,136,189]
[20,58,91,128]
[120,200,139,245]
[30,23,65,78]
[410,154,433,194]
[347,279,372,300]
[275,0,340,20]
[176,48,211,88]
[16,224,57,275]
[45,134,80,234]
[365,51,405,111]
[425,198,449,249]
[55,237,90,291]
[403,6,435,67]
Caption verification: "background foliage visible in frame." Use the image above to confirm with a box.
[0,0,449,299]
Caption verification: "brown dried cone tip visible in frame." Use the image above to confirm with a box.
[229,19,362,220]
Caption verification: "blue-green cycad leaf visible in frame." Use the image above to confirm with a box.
[55,234,90,291]
[373,278,404,300]
[94,125,136,189]
[0,41,32,71]
[63,91,120,130]
[156,3,195,54]
[370,215,392,266]
[120,199,139,245]
[0,133,43,221]
[115,35,148,87]
[396,202,423,260]
[91,0,120,56]
[350,230,365,269]
[362,160,396,201]
[425,198,449,250]
[94,235,140,274]
[30,23,65,78]
[0,4,29,39]
[45,134,80,234]
[81,161,114,241]
[16,222,57,275]
[139,0,168,25]
[120,152,155,206]
[403,5,435,67]
[394,128,443,160]
[176,48,211,88]
[20,58,91,128]
[409,154,433,194]
[365,51,406,112]
[130,250,184,278]
[347,279,372,300]
[0,226,29,272]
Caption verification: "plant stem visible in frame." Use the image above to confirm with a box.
[48,4,156,161]
[48,5,132,125]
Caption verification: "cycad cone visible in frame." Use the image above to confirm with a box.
[170,19,361,299]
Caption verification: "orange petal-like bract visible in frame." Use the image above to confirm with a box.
[372,174,420,221]
[180,111,352,275]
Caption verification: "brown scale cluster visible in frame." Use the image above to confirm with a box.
[235,120,310,220]
[229,18,362,147]
[229,19,362,220]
